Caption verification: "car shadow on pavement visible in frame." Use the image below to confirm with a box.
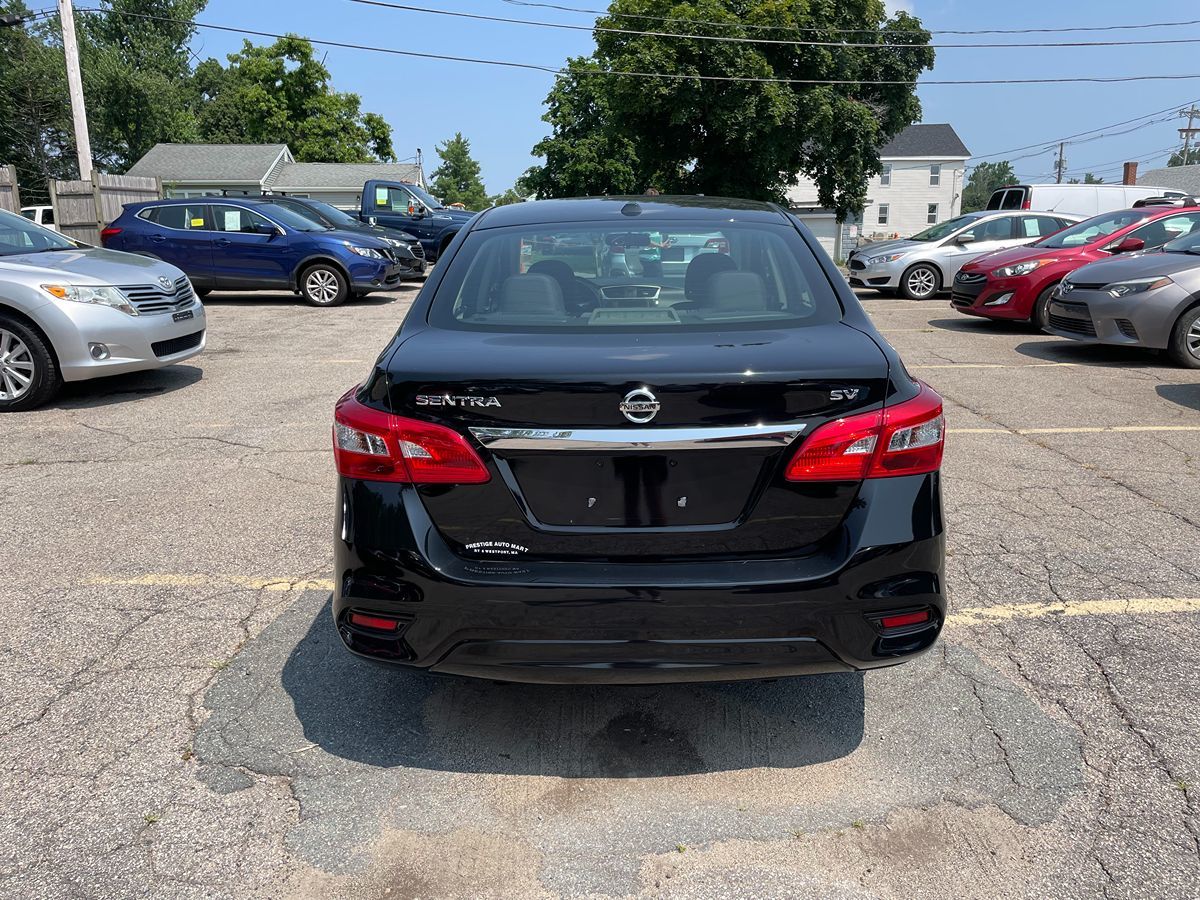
[268,595,866,778]
[1156,383,1200,412]
[50,364,203,409]
[1014,339,1165,368]
[200,291,406,307]
[925,317,1031,335]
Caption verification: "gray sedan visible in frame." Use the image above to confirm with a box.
[1046,228,1200,367]
[848,210,1080,300]
[0,209,206,410]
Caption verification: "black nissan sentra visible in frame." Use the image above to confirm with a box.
[331,196,946,683]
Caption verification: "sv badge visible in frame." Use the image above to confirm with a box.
[830,388,861,401]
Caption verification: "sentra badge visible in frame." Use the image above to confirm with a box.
[415,394,502,408]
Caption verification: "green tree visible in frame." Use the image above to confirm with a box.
[1067,172,1104,185]
[522,0,934,214]
[80,0,207,171]
[1168,147,1200,167]
[0,1,74,198]
[961,161,1016,212]
[192,36,395,162]
[489,187,527,206]
[430,132,488,209]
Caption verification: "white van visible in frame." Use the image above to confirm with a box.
[19,205,57,232]
[986,184,1189,218]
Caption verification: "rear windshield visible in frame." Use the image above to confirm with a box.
[1032,210,1150,249]
[429,220,840,332]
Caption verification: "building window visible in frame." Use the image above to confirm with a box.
[880,164,892,187]
[927,203,939,224]
[929,164,941,186]
[878,203,889,226]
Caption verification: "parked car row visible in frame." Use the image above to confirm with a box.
[855,200,1200,368]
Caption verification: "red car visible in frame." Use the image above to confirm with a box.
[950,206,1200,328]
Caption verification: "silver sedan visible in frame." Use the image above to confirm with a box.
[0,209,206,410]
[1045,228,1200,368]
[848,210,1080,300]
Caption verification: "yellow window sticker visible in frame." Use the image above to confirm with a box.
[190,217,204,228]
[375,186,389,207]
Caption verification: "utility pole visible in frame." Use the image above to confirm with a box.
[1179,107,1200,166]
[1055,142,1067,184]
[57,0,93,181]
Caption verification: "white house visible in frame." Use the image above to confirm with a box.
[126,143,425,208]
[787,124,971,259]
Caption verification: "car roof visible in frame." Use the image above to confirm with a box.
[475,195,789,230]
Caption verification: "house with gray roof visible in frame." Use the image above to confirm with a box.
[1138,164,1200,197]
[786,123,971,258]
[126,143,424,208]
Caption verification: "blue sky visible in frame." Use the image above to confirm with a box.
[195,0,1197,192]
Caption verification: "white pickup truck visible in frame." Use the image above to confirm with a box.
[20,206,57,232]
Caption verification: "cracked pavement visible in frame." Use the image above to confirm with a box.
[1,285,1199,898]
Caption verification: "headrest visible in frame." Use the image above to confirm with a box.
[498,273,566,316]
[704,270,768,311]
[684,252,737,302]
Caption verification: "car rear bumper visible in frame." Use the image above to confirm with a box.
[37,298,207,382]
[1043,285,1184,349]
[332,473,946,683]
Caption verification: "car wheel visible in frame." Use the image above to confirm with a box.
[1167,305,1200,369]
[1030,284,1059,332]
[899,264,941,300]
[300,264,349,307]
[0,315,61,412]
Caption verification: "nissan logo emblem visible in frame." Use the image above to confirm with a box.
[619,387,660,424]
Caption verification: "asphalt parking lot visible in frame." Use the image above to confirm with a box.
[2,282,1199,899]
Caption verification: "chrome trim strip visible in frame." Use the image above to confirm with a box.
[470,423,807,452]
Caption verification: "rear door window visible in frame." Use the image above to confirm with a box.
[1020,216,1063,238]
[999,189,1025,210]
[152,204,210,230]
[431,221,839,332]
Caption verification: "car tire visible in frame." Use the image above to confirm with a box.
[1166,305,1200,369]
[899,264,941,301]
[0,314,62,412]
[299,264,349,307]
[1029,284,1059,332]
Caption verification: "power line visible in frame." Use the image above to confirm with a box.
[351,0,1200,50]
[968,100,1200,161]
[69,8,1200,88]
[497,0,1200,38]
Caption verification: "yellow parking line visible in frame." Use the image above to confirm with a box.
[911,363,1077,369]
[949,597,1200,626]
[84,574,334,592]
[947,425,1200,435]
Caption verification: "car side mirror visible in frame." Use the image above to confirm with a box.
[367,216,378,226]
[1111,236,1145,254]
[255,223,283,237]
[955,234,976,245]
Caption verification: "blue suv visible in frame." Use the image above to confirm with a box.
[103,198,407,307]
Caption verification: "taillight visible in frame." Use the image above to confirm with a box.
[100,226,121,244]
[785,382,944,481]
[332,388,490,484]
[1021,198,1031,210]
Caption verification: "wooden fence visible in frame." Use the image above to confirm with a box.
[0,166,20,214]
[50,173,161,245]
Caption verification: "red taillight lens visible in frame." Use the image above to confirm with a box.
[332,388,490,484]
[879,609,932,629]
[1021,198,1031,210]
[348,612,403,632]
[100,226,121,243]
[786,382,945,481]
